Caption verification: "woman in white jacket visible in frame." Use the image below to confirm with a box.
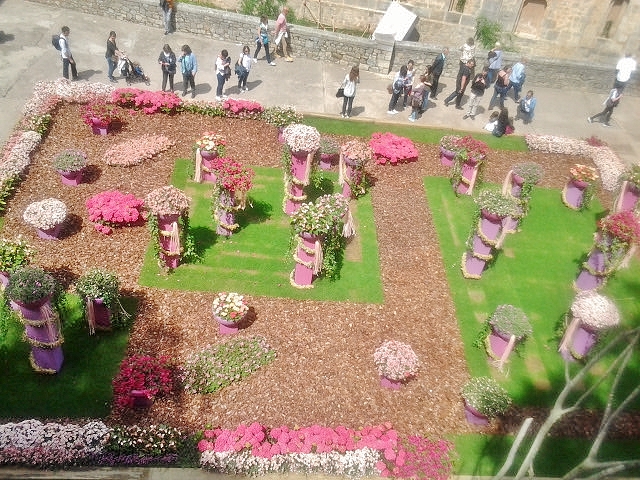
[340,66,360,118]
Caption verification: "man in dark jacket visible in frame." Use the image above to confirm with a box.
[429,47,448,99]
[444,58,475,109]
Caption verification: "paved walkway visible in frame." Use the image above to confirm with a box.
[1,0,639,167]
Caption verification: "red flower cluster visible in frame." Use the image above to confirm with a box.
[222,98,264,118]
[81,101,123,127]
[211,157,255,192]
[111,88,181,114]
[369,132,419,165]
[198,422,453,479]
[456,135,489,160]
[86,190,146,234]
[598,211,640,245]
[112,354,177,409]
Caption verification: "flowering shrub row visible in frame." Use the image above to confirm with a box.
[103,134,174,167]
[222,98,264,118]
[370,132,419,165]
[112,88,181,114]
[198,422,454,479]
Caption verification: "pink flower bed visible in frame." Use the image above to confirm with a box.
[223,98,264,118]
[86,190,146,234]
[369,132,419,165]
[111,88,181,114]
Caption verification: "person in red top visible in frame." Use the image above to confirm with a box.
[274,6,293,62]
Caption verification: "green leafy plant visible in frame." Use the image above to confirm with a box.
[512,162,543,185]
[621,164,640,188]
[319,137,340,155]
[487,304,532,340]
[75,268,129,329]
[181,336,276,394]
[5,266,56,305]
[475,189,519,217]
[0,237,35,274]
[475,16,502,49]
[462,376,512,418]
[52,149,88,172]
[240,0,285,18]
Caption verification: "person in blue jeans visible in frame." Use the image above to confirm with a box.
[515,90,537,124]
[179,44,197,98]
[214,49,230,100]
[105,31,121,83]
[254,16,276,66]
[387,65,407,114]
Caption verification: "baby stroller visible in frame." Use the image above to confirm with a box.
[118,54,150,85]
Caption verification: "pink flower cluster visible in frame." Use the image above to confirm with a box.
[369,132,419,165]
[198,422,453,479]
[111,88,181,114]
[223,98,264,118]
[210,157,254,192]
[112,354,176,409]
[86,190,146,234]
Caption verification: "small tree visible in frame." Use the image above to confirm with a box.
[475,16,502,49]
[240,0,286,19]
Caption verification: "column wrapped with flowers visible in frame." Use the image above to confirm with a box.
[194,132,226,183]
[559,291,620,361]
[613,164,640,213]
[5,266,64,374]
[462,190,519,279]
[145,186,192,270]
[290,193,350,288]
[339,140,372,200]
[373,340,419,390]
[75,269,126,334]
[22,198,67,240]
[439,135,462,167]
[575,211,640,291]
[479,304,532,371]
[211,158,255,237]
[450,136,488,196]
[501,162,544,233]
[562,163,599,210]
[282,124,321,215]
[211,291,250,334]
[0,236,35,287]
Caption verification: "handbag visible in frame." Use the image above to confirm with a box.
[336,87,345,98]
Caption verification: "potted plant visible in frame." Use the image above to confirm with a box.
[112,354,177,409]
[0,237,35,281]
[475,189,519,220]
[461,376,512,424]
[614,164,640,212]
[569,163,599,186]
[450,136,489,195]
[559,291,621,361]
[340,140,372,199]
[454,135,489,164]
[262,105,303,130]
[52,149,87,186]
[481,304,532,366]
[195,132,227,157]
[6,266,57,308]
[145,185,190,217]
[212,291,249,334]
[211,157,255,236]
[81,100,123,133]
[373,340,420,389]
[512,162,543,186]
[318,137,340,170]
[439,135,462,155]
[282,124,321,154]
[75,268,123,333]
[563,163,600,210]
[290,193,349,238]
[22,198,67,239]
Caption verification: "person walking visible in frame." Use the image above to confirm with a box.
[588,87,622,127]
[178,44,197,98]
[254,15,275,66]
[614,53,637,92]
[408,74,430,122]
[59,26,78,80]
[215,49,231,100]
[463,66,488,120]
[402,60,415,108]
[514,90,537,124]
[387,64,408,114]
[158,43,177,92]
[508,58,527,102]
[429,47,448,99]
[160,0,174,35]
[274,6,293,62]
[340,66,359,118]
[486,42,503,84]
[488,66,511,110]
[105,31,121,83]
[444,58,475,109]
[236,45,252,92]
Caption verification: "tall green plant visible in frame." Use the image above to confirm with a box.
[475,16,502,49]
[240,0,286,18]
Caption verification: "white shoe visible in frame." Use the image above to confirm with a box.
[244,87,249,91]
[222,95,228,99]
[387,110,394,114]
[408,117,416,122]
[269,62,276,66]
[215,96,222,101]
[391,110,399,114]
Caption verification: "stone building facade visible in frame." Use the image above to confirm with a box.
[31,0,638,95]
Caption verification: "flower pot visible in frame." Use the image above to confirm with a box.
[575,247,608,291]
[11,295,53,319]
[216,189,236,237]
[0,271,9,288]
[57,169,84,186]
[200,150,218,183]
[487,327,517,360]
[380,376,402,390]
[481,209,504,223]
[277,127,285,143]
[36,224,63,240]
[571,178,590,189]
[560,322,598,362]
[214,314,244,335]
[563,179,589,209]
[91,298,112,331]
[292,232,321,288]
[512,174,525,186]
[439,146,456,167]
[130,389,154,408]
[319,153,338,170]
[90,118,110,136]
[616,182,640,212]
[464,401,489,426]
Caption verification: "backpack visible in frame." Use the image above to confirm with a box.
[52,34,61,51]
[392,78,404,94]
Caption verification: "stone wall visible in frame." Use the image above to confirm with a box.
[32,0,637,95]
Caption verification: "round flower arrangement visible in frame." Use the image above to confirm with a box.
[282,124,321,153]
[52,149,87,172]
[211,292,249,323]
[475,189,519,217]
[620,164,640,188]
[512,162,544,185]
[488,304,532,341]
[373,340,420,382]
[81,101,123,127]
[196,132,226,156]
[461,376,512,418]
[570,164,599,183]
[75,268,120,306]
[454,135,489,163]
[23,198,67,230]
[290,193,349,237]
[597,211,640,246]
[570,291,620,332]
[262,105,303,128]
[144,186,190,216]
[6,266,57,305]
[340,139,373,167]
[0,236,35,274]
[439,135,462,152]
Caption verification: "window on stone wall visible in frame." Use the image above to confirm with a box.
[449,0,466,13]
[515,0,546,38]
[600,0,628,38]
